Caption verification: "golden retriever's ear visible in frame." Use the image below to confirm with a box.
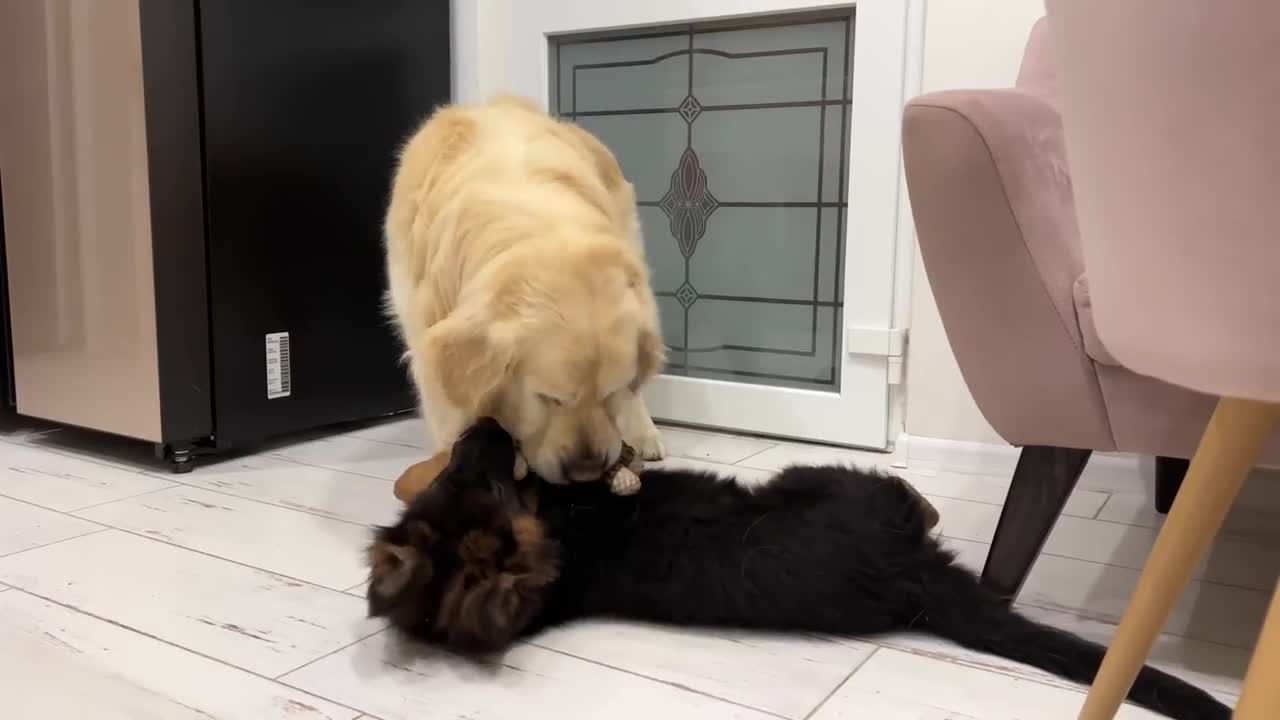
[421,315,516,412]
[631,325,667,391]
[368,540,425,597]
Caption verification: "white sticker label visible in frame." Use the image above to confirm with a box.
[266,332,291,399]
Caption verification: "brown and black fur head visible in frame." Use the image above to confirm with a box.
[366,418,557,654]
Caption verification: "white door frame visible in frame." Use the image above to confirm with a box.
[450,0,926,449]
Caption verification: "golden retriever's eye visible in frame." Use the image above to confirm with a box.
[536,393,563,407]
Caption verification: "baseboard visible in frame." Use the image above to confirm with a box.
[901,433,1280,504]
[899,434,1149,494]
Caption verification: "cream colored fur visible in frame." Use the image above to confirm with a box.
[383,94,666,484]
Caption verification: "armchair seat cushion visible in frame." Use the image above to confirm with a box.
[1072,275,1120,367]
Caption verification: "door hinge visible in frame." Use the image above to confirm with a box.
[847,327,907,385]
[846,327,906,357]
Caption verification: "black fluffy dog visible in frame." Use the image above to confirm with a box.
[368,419,1230,720]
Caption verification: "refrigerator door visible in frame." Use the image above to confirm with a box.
[0,0,164,441]
[196,1,449,447]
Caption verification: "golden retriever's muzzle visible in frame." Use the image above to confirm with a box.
[562,453,611,484]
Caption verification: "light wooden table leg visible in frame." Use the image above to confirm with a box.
[1079,397,1280,719]
[1235,580,1280,718]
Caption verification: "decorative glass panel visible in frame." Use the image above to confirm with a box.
[551,12,854,391]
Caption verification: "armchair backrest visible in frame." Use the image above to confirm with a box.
[1047,0,1280,401]
[1016,18,1056,99]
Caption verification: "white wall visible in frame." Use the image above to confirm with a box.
[903,0,1045,445]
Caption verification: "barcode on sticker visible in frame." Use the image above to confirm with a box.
[266,332,291,399]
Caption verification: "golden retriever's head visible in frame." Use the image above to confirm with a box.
[421,243,665,484]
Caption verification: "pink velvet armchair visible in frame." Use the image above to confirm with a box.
[900,18,1280,602]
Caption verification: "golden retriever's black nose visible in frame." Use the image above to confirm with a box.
[563,456,609,483]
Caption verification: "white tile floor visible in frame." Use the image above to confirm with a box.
[0,416,1272,719]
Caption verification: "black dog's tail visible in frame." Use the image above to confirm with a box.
[914,562,1230,720]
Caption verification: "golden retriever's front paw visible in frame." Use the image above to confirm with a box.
[631,430,666,461]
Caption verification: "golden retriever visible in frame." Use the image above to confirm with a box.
[383,94,666,484]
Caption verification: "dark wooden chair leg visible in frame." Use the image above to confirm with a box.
[1154,456,1189,514]
[981,446,1092,602]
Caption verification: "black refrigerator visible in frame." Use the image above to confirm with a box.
[0,1,449,470]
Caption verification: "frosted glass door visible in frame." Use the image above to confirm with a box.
[554,16,851,392]
[457,0,915,447]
